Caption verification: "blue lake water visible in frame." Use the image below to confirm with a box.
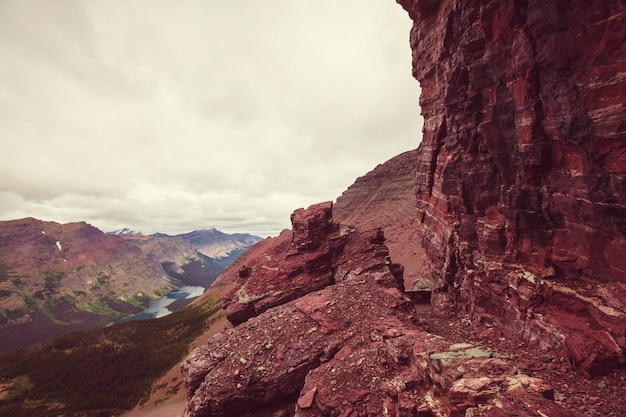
[122,286,205,322]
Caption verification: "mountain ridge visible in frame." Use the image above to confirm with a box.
[0,218,259,353]
[179,229,263,259]
[334,149,430,292]
[110,227,263,260]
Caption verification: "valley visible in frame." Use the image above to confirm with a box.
[0,291,223,417]
[120,285,205,322]
[0,219,260,354]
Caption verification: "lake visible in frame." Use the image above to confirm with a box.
[121,286,205,322]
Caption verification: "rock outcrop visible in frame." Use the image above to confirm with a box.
[180,1,626,414]
[221,201,399,325]
[397,0,626,377]
[181,203,584,416]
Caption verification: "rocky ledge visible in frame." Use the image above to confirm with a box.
[221,201,402,326]
[181,203,584,417]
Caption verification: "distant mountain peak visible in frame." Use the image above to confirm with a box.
[108,227,142,236]
[179,228,262,259]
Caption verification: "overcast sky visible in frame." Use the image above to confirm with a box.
[0,0,422,237]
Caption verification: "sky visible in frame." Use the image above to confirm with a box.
[0,0,423,238]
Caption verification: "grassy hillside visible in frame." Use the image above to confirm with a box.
[0,294,222,417]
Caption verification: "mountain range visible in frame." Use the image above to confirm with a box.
[0,219,260,354]
[1,1,625,416]
[109,227,263,260]
[179,228,263,260]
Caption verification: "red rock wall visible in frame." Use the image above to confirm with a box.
[397,0,626,375]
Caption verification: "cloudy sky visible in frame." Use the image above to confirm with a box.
[0,0,422,237]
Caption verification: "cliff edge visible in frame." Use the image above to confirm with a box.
[398,0,626,377]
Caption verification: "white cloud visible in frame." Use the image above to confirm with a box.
[0,0,422,237]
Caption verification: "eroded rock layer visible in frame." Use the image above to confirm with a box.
[397,0,626,377]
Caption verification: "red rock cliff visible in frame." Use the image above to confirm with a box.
[397,0,626,376]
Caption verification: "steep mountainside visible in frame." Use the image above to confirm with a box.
[113,228,262,286]
[397,0,626,378]
[334,149,430,291]
[121,234,198,274]
[0,218,208,353]
[0,288,223,417]
[179,228,263,259]
[119,234,225,288]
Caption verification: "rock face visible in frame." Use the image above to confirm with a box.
[396,0,626,377]
[181,203,583,417]
[180,2,626,414]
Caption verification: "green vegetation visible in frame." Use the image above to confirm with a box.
[72,290,87,298]
[0,262,16,283]
[40,299,69,325]
[15,271,69,324]
[83,299,126,318]
[92,270,111,288]
[21,295,38,314]
[42,271,64,293]
[0,295,222,417]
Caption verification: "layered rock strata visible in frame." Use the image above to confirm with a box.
[222,201,400,325]
[181,203,582,417]
[397,0,626,377]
